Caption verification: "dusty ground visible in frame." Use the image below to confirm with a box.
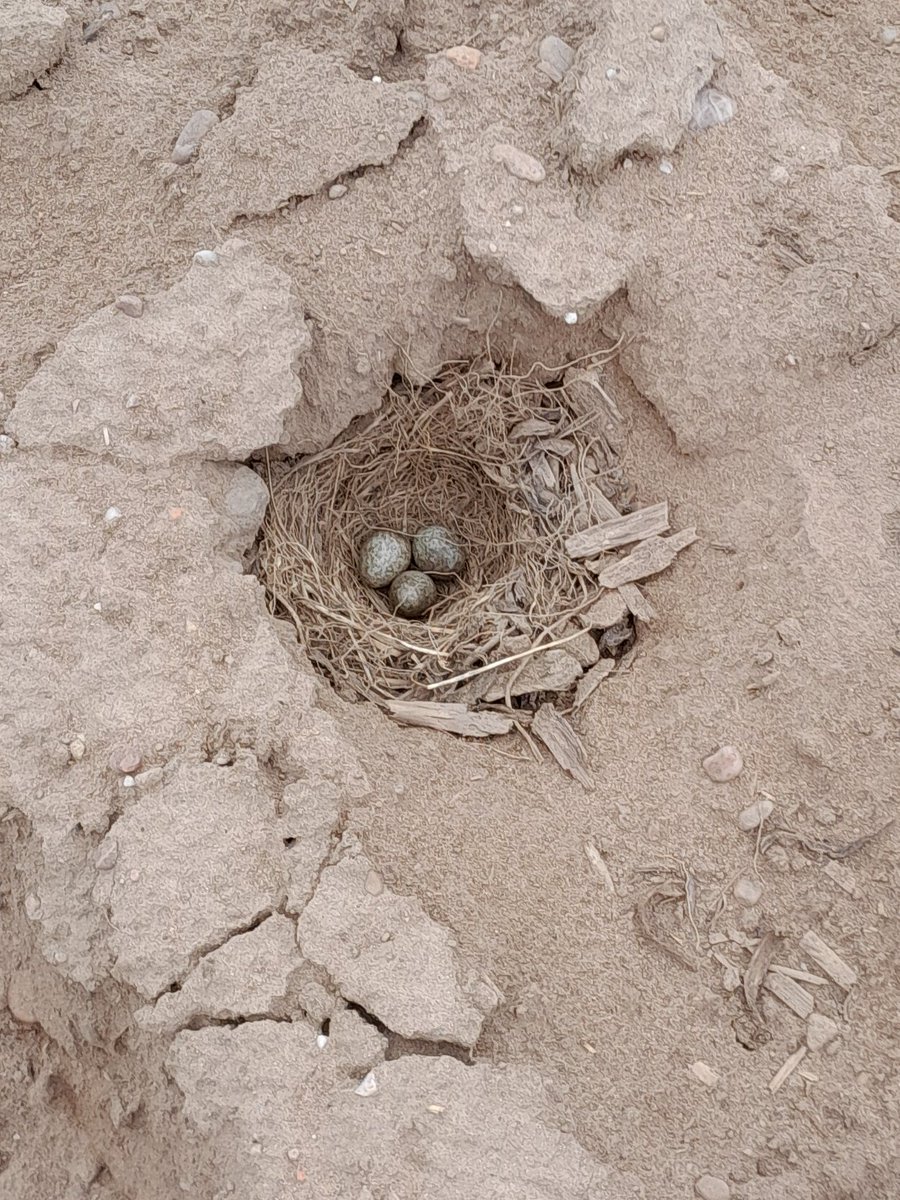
[1,1,898,1198]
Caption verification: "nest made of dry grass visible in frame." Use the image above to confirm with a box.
[256,350,624,704]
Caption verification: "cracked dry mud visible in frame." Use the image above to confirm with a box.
[1,1,899,1198]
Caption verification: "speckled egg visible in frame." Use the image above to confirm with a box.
[389,570,437,618]
[358,531,410,588]
[412,525,466,575]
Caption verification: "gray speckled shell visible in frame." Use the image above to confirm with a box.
[412,525,465,575]
[389,570,437,618]
[358,532,410,588]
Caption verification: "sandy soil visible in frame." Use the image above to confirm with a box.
[1,1,898,1198]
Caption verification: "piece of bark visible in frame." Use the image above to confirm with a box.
[769,964,828,986]
[510,417,556,439]
[769,1045,807,1093]
[806,1013,840,1051]
[579,591,628,630]
[573,658,616,709]
[386,700,512,738]
[483,649,583,702]
[565,502,669,559]
[743,930,778,1019]
[823,859,858,895]
[764,971,814,1018]
[617,582,657,621]
[584,840,616,894]
[589,528,697,586]
[532,703,593,789]
[799,931,858,989]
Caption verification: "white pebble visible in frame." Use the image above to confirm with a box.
[806,1013,839,1051]
[193,250,219,266]
[328,183,348,199]
[702,745,743,782]
[769,164,790,184]
[650,23,668,41]
[563,311,578,325]
[881,25,898,45]
[0,434,15,454]
[24,894,42,920]
[171,109,219,165]
[354,1071,377,1096]
[287,1148,301,1161]
[122,775,136,788]
[104,506,122,523]
[690,87,734,132]
[116,293,144,318]
[94,840,118,871]
[537,35,575,83]
[316,1033,329,1050]
[733,877,762,906]
[605,66,619,80]
[69,737,86,762]
[491,142,546,183]
[125,392,141,408]
[738,799,773,831]
[372,74,382,82]
[695,1175,730,1200]
[658,158,674,175]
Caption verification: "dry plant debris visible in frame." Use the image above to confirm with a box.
[257,354,696,744]
[632,867,701,971]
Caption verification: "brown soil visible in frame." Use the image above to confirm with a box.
[1,2,898,1199]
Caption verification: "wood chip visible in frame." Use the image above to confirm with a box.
[532,703,592,789]
[805,1013,840,1051]
[573,657,616,709]
[769,964,828,987]
[584,840,615,894]
[690,1061,720,1087]
[589,529,697,587]
[510,417,556,439]
[764,971,814,1018]
[799,931,858,990]
[743,930,778,1020]
[823,859,858,895]
[617,582,656,621]
[385,700,513,738]
[579,591,628,630]
[769,1045,807,1093]
[565,502,670,559]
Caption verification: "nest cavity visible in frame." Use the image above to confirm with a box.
[256,353,625,704]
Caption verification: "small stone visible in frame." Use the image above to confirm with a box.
[881,25,898,45]
[133,767,163,788]
[738,799,774,832]
[445,45,481,71]
[650,23,668,41]
[702,745,743,782]
[563,311,578,325]
[171,109,219,165]
[69,737,86,763]
[354,1070,378,1096]
[115,293,143,318]
[108,745,142,775]
[733,877,763,907]
[104,506,122,523]
[806,1013,840,1052]
[537,35,575,83]
[6,975,38,1025]
[695,1175,730,1200]
[491,142,546,183]
[427,80,451,101]
[0,434,14,454]
[315,1033,329,1050]
[364,869,384,896]
[24,893,42,920]
[95,840,118,871]
[193,249,219,266]
[690,1061,720,1087]
[328,183,348,199]
[658,158,674,174]
[769,164,790,185]
[122,775,136,788]
[689,87,734,133]
[287,1148,301,1161]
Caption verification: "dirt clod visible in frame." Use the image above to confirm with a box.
[703,745,744,782]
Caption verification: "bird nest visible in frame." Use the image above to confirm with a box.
[256,350,630,712]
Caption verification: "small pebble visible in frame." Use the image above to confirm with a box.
[563,311,578,325]
[95,840,118,871]
[738,799,773,832]
[24,894,42,920]
[806,1013,839,1051]
[104,506,122,523]
[0,434,14,454]
[6,975,38,1025]
[354,1071,378,1096]
[537,35,575,83]
[315,1033,329,1050]
[881,25,898,46]
[365,869,384,896]
[702,745,743,782]
[122,775,136,788]
[658,158,674,174]
[69,737,86,762]
[695,1176,730,1200]
[371,74,382,83]
[287,1148,301,1161]
[445,45,481,70]
[108,745,143,775]
[733,877,763,906]
[328,183,348,199]
[650,24,668,41]
[427,80,451,101]
[690,87,734,132]
[491,142,546,183]
[171,109,219,165]
[193,250,219,266]
[116,293,144,318]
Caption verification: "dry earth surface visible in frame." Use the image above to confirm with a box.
[1,1,898,1198]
